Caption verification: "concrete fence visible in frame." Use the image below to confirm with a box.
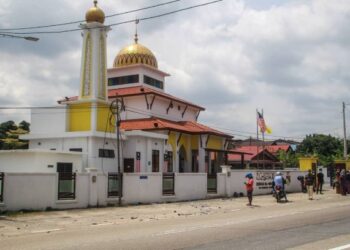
[0,168,306,211]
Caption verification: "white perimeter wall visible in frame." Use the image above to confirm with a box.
[0,169,306,211]
[225,170,306,196]
[1,173,89,211]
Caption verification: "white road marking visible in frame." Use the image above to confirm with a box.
[92,223,114,227]
[231,209,241,212]
[31,228,62,234]
[329,244,350,250]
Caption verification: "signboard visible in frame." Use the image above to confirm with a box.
[255,171,274,190]
[140,176,148,180]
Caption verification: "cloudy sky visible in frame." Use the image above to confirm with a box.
[0,0,349,141]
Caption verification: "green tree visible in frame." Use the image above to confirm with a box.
[0,120,17,132]
[297,134,343,166]
[0,120,30,150]
[277,150,299,168]
[19,120,30,131]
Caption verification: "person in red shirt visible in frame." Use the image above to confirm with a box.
[244,173,254,206]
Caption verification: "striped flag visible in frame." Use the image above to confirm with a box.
[257,111,272,134]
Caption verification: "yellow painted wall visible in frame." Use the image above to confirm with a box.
[97,103,115,133]
[178,134,188,151]
[191,135,199,150]
[334,160,350,170]
[207,135,223,150]
[168,132,176,153]
[68,103,91,132]
[299,157,318,171]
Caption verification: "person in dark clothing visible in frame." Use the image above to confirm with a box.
[346,171,350,194]
[316,169,324,194]
[297,176,307,193]
[305,170,315,200]
[340,169,347,196]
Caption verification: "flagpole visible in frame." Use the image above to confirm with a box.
[256,109,259,169]
[262,109,265,169]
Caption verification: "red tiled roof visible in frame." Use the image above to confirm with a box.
[228,145,291,161]
[265,145,291,153]
[121,117,232,138]
[108,86,205,110]
[58,86,205,111]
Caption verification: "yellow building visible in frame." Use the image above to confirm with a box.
[299,157,318,171]
[334,159,350,171]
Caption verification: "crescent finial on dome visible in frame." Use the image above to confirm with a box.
[134,19,140,44]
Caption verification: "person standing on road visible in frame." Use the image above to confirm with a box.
[340,169,347,196]
[305,170,315,200]
[316,169,324,194]
[334,169,341,194]
[244,173,254,206]
[346,171,350,194]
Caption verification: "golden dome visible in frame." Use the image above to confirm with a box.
[113,37,158,69]
[86,1,105,24]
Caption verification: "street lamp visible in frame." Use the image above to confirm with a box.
[0,33,39,42]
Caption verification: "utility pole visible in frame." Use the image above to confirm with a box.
[256,109,259,169]
[343,102,348,160]
[110,99,123,206]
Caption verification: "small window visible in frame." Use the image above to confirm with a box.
[57,163,73,173]
[70,148,83,152]
[144,75,164,89]
[152,150,160,172]
[108,75,139,86]
[99,149,115,158]
[167,151,173,173]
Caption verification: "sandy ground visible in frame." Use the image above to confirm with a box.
[0,187,344,239]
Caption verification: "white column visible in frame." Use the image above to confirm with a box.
[174,133,179,173]
[198,135,206,173]
[91,102,97,132]
[146,138,152,172]
[86,168,98,207]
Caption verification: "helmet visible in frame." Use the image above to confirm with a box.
[245,173,253,178]
[276,171,281,176]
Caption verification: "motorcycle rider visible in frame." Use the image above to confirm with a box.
[273,172,288,202]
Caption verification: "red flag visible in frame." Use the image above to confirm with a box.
[257,111,267,133]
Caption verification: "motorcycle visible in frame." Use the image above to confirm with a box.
[274,185,284,203]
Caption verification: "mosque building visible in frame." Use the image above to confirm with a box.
[2,1,232,176]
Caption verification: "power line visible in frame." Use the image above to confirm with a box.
[0,103,340,141]
[0,0,223,35]
[0,0,181,31]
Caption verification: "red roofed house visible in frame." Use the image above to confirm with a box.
[228,145,293,169]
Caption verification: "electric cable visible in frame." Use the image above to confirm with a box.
[0,0,181,31]
[0,0,223,35]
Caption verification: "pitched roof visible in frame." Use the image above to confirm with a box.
[108,86,205,110]
[265,145,292,153]
[228,145,290,161]
[121,117,232,138]
[58,86,205,111]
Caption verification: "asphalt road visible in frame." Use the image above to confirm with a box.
[1,192,350,250]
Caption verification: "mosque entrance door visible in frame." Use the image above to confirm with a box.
[179,145,186,173]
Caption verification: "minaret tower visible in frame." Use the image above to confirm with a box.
[80,0,109,101]
[68,1,113,133]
